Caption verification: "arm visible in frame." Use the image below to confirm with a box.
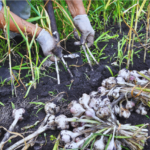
[65,0,86,17]
[0,7,42,37]
[0,6,56,60]
[65,0,95,47]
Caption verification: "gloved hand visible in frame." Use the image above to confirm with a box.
[73,14,95,47]
[36,29,57,61]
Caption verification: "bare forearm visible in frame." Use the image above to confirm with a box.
[65,0,86,18]
[0,7,42,37]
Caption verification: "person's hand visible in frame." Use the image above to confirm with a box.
[36,29,58,61]
[73,15,95,47]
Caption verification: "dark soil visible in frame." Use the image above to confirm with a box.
[0,21,150,150]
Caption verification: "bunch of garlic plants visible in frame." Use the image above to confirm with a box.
[5,97,148,150]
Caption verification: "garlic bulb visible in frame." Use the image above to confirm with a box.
[136,104,147,115]
[96,106,110,119]
[100,96,110,107]
[79,93,90,109]
[97,86,107,95]
[118,68,130,81]
[89,96,101,111]
[116,76,125,85]
[85,108,104,122]
[89,91,98,98]
[107,126,116,150]
[55,115,69,130]
[68,101,85,117]
[126,101,135,109]
[44,102,60,115]
[102,77,116,89]
[122,110,131,119]
[60,130,81,143]
[94,128,111,150]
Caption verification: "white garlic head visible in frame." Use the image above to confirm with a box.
[44,102,60,115]
[96,106,110,119]
[68,101,85,117]
[55,115,69,130]
[118,68,130,81]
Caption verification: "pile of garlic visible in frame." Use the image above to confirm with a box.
[2,68,150,150]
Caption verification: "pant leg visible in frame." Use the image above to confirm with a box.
[7,0,31,20]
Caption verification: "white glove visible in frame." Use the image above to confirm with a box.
[73,14,95,47]
[36,29,56,57]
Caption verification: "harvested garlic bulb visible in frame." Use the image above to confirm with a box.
[68,101,85,117]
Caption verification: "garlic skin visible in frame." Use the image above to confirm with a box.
[68,101,85,117]
[79,93,90,109]
[55,115,69,130]
[44,102,60,115]
[118,68,130,81]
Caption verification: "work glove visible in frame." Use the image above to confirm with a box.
[73,14,95,48]
[36,29,57,61]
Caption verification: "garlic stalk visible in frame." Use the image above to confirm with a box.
[6,115,56,150]
[64,133,93,149]
[68,101,85,117]
[73,124,94,133]
[94,128,111,150]
[0,108,26,149]
[107,126,116,150]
